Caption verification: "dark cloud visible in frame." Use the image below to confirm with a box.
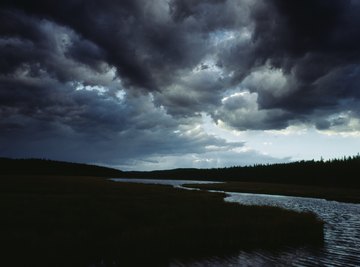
[1,0,209,90]
[0,13,242,165]
[169,0,227,24]
[1,0,360,168]
[254,0,345,58]
[210,0,360,130]
[251,0,360,105]
[0,70,242,165]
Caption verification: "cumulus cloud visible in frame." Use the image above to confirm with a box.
[213,90,291,130]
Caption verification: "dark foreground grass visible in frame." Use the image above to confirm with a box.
[0,176,324,267]
[185,182,360,203]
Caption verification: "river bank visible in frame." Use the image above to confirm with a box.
[0,175,323,266]
[184,181,360,203]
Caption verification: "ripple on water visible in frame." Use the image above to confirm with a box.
[178,192,360,267]
[111,179,360,267]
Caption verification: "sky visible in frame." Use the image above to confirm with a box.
[1,0,360,171]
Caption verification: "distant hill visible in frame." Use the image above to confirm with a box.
[0,158,123,177]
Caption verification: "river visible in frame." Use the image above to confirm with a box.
[111,178,360,267]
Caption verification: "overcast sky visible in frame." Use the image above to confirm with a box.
[1,0,360,170]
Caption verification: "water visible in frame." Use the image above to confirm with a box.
[174,193,360,267]
[110,178,222,189]
[111,179,360,267]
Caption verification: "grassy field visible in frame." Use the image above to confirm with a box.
[185,182,360,203]
[0,175,324,266]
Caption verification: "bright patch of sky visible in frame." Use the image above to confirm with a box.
[209,28,251,46]
[201,113,360,164]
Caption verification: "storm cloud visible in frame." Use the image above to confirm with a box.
[1,0,359,169]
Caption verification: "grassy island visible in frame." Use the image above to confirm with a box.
[1,175,323,267]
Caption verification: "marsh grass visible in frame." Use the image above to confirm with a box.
[0,175,323,266]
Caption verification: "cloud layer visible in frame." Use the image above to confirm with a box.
[1,0,359,169]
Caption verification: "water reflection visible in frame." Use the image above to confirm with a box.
[172,247,324,267]
[172,192,360,267]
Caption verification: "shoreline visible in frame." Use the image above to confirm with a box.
[184,182,360,204]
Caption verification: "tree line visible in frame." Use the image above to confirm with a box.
[1,154,359,188]
[0,158,123,177]
[125,154,360,188]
